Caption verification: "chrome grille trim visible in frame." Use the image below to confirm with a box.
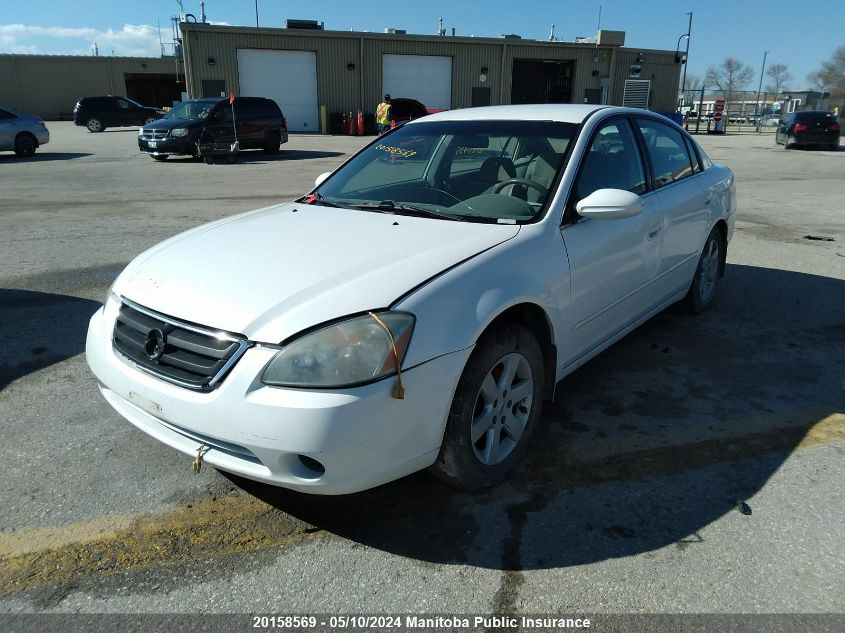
[113,298,251,391]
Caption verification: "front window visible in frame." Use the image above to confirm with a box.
[163,100,219,120]
[314,120,578,223]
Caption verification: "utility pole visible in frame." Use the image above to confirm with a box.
[255,0,259,27]
[754,50,768,132]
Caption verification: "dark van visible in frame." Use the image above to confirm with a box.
[74,96,163,133]
[138,97,288,161]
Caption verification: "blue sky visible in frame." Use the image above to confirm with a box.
[1,0,840,90]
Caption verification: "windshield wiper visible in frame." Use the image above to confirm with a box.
[297,193,349,208]
[350,200,465,221]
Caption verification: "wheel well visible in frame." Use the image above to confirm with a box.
[714,219,728,277]
[483,303,556,401]
[15,131,37,147]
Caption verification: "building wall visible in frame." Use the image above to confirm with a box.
[0,55,182,119]
[181,24,681,122]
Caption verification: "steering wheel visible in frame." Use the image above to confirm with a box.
[492,178,547,196]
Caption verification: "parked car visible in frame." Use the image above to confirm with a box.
[73,96,163,133]
[0,107,49,156]
[86,104,736,494]
[776,110,840,150]
[137,97,288,161]
[389,97,431,126]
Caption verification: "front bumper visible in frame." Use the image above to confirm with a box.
[86,299,471,494]
[138,136,192,156]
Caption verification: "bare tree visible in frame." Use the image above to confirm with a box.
[705,57,755,114]
[764,63,791,95]
[810,46,845,103]
[680,72,704,108]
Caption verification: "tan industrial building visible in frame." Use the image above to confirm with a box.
[181,22,682,132]
[0,54,185,119]
[1,23,682,127]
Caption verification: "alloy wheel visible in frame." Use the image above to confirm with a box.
[471,352,534,466]
[697,237,720,304]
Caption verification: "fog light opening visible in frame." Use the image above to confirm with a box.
[297,454,326,478]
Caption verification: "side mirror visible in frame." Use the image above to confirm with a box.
[314,171,332,187]
[576,188,644,220]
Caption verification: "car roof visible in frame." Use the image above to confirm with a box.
[413,104,622,125]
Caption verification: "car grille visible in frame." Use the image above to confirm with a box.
[140,129,169,140]
[112,300,249,391]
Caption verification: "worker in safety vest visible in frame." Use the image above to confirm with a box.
[376,94,392,134]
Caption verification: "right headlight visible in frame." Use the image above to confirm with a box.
[170,128,189,137]
[261,312,415,388]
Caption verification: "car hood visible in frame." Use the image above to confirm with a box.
[113,203,520,343]
[144,117,200,130]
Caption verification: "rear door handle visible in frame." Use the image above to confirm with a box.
[648,226,661,239]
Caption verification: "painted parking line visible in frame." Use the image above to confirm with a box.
[1,412,842,594]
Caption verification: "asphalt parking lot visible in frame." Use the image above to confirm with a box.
[1,123,843,621]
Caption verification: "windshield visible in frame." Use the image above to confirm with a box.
[314,120,578,222]
[163,100,218,120]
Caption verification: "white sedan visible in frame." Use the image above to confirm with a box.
[86,104,736,494]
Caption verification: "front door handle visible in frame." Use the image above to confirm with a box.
[704,195,712,205]
[648,226,661,239]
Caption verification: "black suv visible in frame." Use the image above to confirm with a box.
[776,110,840,150]
[138,97,288,161]
[74,96,163,133]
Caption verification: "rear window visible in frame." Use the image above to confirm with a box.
[796,112,835,124]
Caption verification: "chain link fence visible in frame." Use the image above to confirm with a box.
[676,88,839,134]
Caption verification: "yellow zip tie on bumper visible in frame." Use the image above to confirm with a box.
[368,312,405,400]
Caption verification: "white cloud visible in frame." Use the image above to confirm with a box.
[0,23,162,57]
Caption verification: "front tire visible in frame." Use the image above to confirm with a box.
[13,134,36,156]
[682,226,724,314]
[430,324,545,490]
[86,118,104,133]
[151,155,169,161]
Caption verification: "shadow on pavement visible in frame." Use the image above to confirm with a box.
[0,290,101,391]
[0,152,92,162]
[230,263,845,570]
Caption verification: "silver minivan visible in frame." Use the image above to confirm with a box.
[0,107,50,156]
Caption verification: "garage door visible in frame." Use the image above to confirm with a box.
[383,54,452,111]
[237,49,318,132]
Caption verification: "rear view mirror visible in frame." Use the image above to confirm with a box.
[314,171,332,187]
[576,189,644,220]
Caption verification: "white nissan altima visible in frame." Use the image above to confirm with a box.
[86,105,736,494]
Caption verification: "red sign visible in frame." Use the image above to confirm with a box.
[713,111,723,122]
[229,93,235,105]
[714,99,726,112]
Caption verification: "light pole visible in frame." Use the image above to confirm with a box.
[674,12,693,111]
[681,12,692,102]
[255,0,259,27]
[754,50,768,132]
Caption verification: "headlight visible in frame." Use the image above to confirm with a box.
[261,312,415,388]
[170,128,189,137]
[138,128,145,136]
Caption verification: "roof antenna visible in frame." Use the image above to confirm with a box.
[549,24,556,42]
[438,17,445,37]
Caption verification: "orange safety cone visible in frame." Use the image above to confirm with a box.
[357,110,364,136]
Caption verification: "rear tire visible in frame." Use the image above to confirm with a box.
[430,324,545,491]
[86,118,104,133]
[263,132,281,154]
[152,155,169,161]
[13,134,36,157]
[783,135,794,149]
[681,226,724,314]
